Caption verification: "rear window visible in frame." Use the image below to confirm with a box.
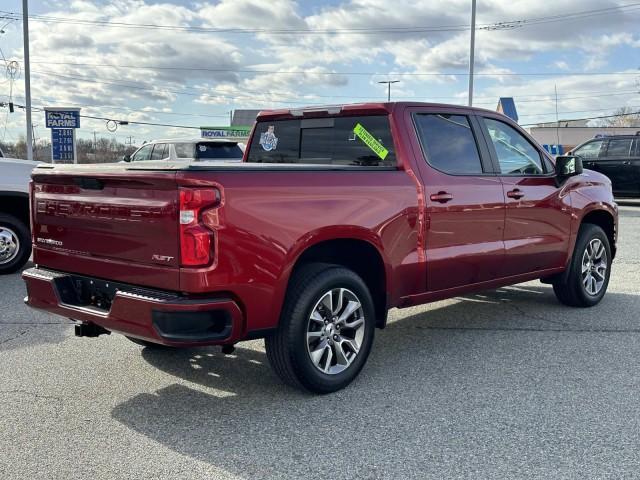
[605,138,633,158]
[246,115,396,167]
[196,142,244,160]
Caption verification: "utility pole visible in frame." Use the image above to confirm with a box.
[93,130,97,153]
[554,84,560,147]
[378,80,400,101]
[468,0,476,106]
[31,123,37,161]
[22,0,33,160]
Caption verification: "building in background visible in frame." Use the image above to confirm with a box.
[525,124,640,154]
[497,97,518,122]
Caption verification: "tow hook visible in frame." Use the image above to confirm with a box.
[221,344,236,355]
[74,322,111,338]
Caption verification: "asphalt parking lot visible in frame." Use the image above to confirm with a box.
[1,206,639,480]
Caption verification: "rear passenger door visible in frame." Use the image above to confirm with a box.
[408,108,506,292]
[597,138,635,196]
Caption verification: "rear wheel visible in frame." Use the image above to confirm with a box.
[553,223,611,307]
[0,213,31,275]
[265,263,375,394]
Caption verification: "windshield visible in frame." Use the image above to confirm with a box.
[195,142,244,160]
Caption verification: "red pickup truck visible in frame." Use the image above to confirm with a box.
[23,103,618,393]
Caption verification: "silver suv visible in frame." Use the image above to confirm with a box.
[124,138,245,163]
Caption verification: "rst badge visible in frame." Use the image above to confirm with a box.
[152,254,174,262]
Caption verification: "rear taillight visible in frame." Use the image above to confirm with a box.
[179,188,219,266]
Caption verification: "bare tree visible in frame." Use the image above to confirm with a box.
[595,106,640,127]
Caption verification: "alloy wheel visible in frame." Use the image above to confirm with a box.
[306,288,366,375]
[581,238,607,296]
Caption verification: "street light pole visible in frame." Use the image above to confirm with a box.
[22,0,33,160]
[378,80,400,101]
[468,0,476,107]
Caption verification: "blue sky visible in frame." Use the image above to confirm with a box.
[1,0,639,146]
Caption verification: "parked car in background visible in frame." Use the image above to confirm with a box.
[124,138,245,163]
[23,103,618,393]
[569,133,640,197]
[0,147,35,274]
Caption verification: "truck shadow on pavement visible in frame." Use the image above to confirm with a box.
[111,285,640,479]
[0,264,69,352]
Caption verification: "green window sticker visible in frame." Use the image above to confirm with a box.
[353,123,389,160]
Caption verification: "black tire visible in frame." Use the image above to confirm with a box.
[265,263,376,394]
[125,336,173,349]
[0,213,31,275]
[553,223,612,307]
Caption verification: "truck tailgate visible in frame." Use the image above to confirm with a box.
[31,166,180,291]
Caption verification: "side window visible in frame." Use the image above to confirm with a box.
[413,114,483,174]
[175,143,195,159]
[605,138,633,158]
[131,144,153,162]
[573,140,603,160]
[483,118,545,175]
[150,143,167,160]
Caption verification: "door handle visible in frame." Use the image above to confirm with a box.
[507,189,525,199]
[430,191,453,203]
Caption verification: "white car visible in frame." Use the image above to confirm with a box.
[0,147,36,274]
[124,138,245,163]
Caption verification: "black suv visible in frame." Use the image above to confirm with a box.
[570,133,640,197]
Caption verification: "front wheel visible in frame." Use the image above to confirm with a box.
[265,264,375,394]
[553,224,612,307]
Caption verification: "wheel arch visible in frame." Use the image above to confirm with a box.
[280,229,391,329]
[579,207,617,259]
[0,192,30,229]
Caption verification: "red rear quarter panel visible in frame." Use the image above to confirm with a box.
[176,169,421,332]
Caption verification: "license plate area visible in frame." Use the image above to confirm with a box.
[54,275,121,312]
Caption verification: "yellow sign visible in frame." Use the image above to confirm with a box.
[353,123,389,160]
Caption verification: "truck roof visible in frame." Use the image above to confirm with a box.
[256,102,504,120]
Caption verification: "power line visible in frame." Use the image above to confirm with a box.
[0,93,231,119]
[12,65,640,103]
[2,2,640,34]
[4,101,200,130]
[28,69,640,109]
[24,61,640,78]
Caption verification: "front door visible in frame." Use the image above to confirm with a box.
[478,115,572,277]
[409,109,506,292]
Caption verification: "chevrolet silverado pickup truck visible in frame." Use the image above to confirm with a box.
[23,103,618,393]
[0,148,35,274]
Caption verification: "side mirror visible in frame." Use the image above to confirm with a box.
[555,155,583,179]
[122,154,131,162]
